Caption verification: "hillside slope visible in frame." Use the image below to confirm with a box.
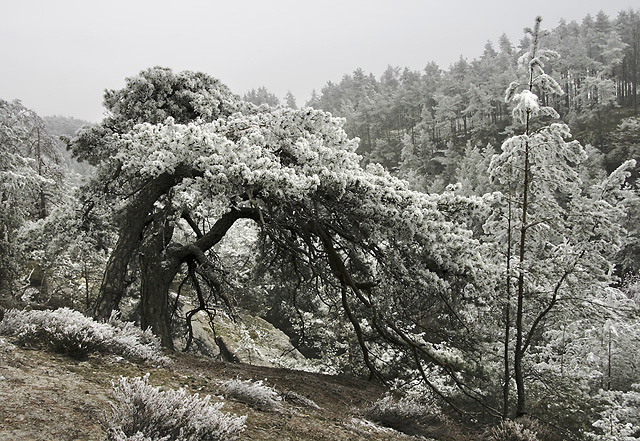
[0,336,462,440]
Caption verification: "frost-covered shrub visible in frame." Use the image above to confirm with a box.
[219,379,282,412]
[108,429,155,441]
[107,375,246,441]
[282,390,321,410]
[483,417,543,441]
[363,394,446,437]
[364,395,444,435]
[587,386,640,441]
[106,312,169,364]
[0,307,169,364]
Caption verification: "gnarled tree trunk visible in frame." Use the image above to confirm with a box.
[94,168,199,319]
[137,207,261,349]
[139,217,178,349]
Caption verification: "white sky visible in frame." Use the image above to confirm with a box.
[0,0,635,122]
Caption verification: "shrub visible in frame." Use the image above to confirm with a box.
[483,417,543,441]
[107,375,246,441]
[282,390,321,410]
[0,307,169,364]
[106,312,169,364]
[587,386,640,441]
[219,378,283,412]
[108,429,155,441]
[363,394,446,437]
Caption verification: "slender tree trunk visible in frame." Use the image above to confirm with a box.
[36,128,47,219]
[607,328,612,390]
[503,183,513,419]
[514,155,529,417]
[514,117,532,418]
[503,291,511,418]
[513,18,540,417]
[0,210,14,307]
[632,32,637,110]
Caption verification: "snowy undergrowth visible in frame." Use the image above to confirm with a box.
[219,378,283,412]
[482,417,545,441]
[348,417,402,436]
[363,394,446,437]
[282,390,321,410]
[107,375,246,441]
[0,307,170,365]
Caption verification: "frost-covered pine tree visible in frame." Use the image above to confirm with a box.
[485,17,635,419]
[75,67,493,391]
[0,99,65,301]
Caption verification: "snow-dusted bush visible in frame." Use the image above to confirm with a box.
[219,378,282,412]
[108,429,155,441]
[106,312,169,364]
[363,394,445,437]
[107,375,246,441]
[587,386,640,441]
[282,390,321,410]
[0,307,169,364]
[483,417,542,441]
[349,417,399,435]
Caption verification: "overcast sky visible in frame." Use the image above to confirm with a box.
[1,0,635,122]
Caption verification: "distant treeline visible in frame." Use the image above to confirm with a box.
[302,9,639,183]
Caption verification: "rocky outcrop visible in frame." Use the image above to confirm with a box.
[173,307,307,368]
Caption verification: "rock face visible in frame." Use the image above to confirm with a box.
[174,307,307,368]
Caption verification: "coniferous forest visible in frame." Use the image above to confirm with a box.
[2,9,640,441]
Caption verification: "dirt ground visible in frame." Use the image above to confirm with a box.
[0,336,439,440]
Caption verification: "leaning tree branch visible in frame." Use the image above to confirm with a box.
[384,316,502,418]
[522,251,585,354]
[339,283,385,383]
[312,220,373,308]
[182,210,204,238]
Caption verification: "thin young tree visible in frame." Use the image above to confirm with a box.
[486,17,634,418]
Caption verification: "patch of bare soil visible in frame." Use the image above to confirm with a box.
[0,337,432,440]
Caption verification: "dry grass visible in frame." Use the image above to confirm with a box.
[0,336,444,441]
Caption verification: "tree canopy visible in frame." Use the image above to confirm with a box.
[73,68,493,402]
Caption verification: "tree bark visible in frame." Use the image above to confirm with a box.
[503,183,513,419]
[136,206,262,348]
[514,133,531,419]
[94,168,199,319]
[139,218,177,349]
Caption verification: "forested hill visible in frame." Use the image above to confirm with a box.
[304,9,640,191]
